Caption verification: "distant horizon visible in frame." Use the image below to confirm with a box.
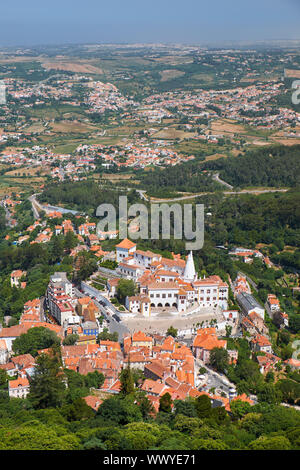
[0,0,299,47]
[2,38,300,51]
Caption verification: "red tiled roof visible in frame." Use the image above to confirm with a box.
[9,377,29,389]
[83,395,103,411]
[116,238,136,249]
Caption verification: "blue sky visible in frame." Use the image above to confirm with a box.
[0,0,300,46]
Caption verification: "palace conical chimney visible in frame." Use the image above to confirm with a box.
[183,251,196,282]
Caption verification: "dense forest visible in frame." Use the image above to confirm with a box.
[204,189,300,249]
[136,161,221,196]
[135,144,300,195]
[136,188,300,259]
[38,180,139,215]
[203,144,300,188]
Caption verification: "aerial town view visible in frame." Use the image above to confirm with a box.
[0,0,300,460]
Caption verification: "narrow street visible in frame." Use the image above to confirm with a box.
[79,282,130,342]
[195,357,236,397]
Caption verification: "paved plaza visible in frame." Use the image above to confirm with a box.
[121,307,223,335]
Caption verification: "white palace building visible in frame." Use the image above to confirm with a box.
[115,239,229,317]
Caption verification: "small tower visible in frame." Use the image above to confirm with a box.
[183,251,197,282]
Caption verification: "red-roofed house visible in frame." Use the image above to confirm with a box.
[132,331,153,350]
[192,328,227,363]
[83,395,103,411]
[10,270,26,288]
[250,334,272,354]
[115,238,136,263]
[9,377,30,399]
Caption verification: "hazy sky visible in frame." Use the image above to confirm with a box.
[0,0,300,46]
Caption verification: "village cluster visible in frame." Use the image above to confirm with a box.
[1,212,298,411]
[1,63,300,179]
[139,82,300,131]
[0,317,253,413]
[0,262,297,412]
[0,47,299,426]
[0,140,193,176]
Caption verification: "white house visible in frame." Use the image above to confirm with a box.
[125,295,151,316]
[10,270,26,288]
[9,377,30,399]
[133,249,161,269]
[193,275,229,310]
[118,261,146,281]
[267,294,280,316]
[115,238,136,263]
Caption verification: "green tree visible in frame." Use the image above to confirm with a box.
[0,423,80,450]
[123,422,162,450]
[50,235,64,263]
[277,379,300,404]
[289,316,300,334]
[83,437,106,450]
[174,398,198,417]
[230,399,252,419]
[62,397,94,421]
[74,251,98,282]
[64,230,77,252]
[211,406,230,424]
[159,392,172,413]
[119,362,135,397]
[28,350,66,409]
[225,325,232,337]
[96,395,142,425]
[277,330,291,346]
[12,327,60,357]
[256,383,282,404]
[173,414,202,434]
[97,329,118,342]
[190,437,228,450]
[281,345,293,361]
[84,370,105,389]
[194,394,212,419]
[116,279,136,304]
[135,391,155,419]
[209,347,229,373]
[265,371,275,383]
[0,369,8,390]
[166,326,178,338]
[248,435,292,450]
[62,334,79,346]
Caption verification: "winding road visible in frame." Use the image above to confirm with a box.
[149,188,288,203]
